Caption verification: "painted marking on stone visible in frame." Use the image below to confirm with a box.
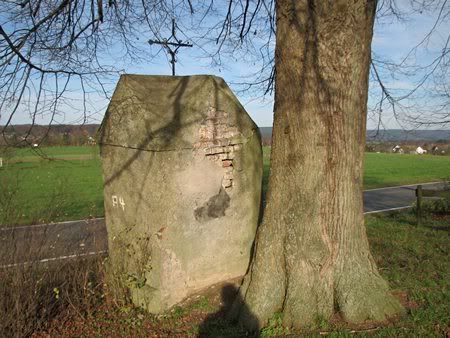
[119,197,126,210]
[112,195,126,210]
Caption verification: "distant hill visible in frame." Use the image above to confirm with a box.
[259,127,450,142]
[2,124,99,135]
[2,124,449,146]
[366,129,450,142]
[1,124,100,146]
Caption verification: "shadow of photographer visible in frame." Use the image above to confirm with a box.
[197,283,260,337]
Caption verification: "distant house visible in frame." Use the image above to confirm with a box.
[87,136,96,146]
[392,145,404,154]
[415,146,427,154]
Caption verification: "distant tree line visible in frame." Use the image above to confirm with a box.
[0,124,98,146]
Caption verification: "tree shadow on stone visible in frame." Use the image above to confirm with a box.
[197,284,260,338]
[100,76,194,187]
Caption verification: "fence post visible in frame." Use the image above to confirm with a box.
[416,185,422,226]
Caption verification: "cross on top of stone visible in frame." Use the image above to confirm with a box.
[148,19,193,76]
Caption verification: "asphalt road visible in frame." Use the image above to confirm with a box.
[363,182,447,213]
[1,182,446,267]
[0,218,107,267]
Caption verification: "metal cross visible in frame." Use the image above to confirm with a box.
[148,19,193,76]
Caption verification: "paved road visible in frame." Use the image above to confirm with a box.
[363,182,447,214]
[1,182,446,267]
[0,218,107,267]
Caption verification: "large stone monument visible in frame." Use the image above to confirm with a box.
[99,75,262,313]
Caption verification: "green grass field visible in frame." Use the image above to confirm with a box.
[1,146,449,225]
[365,152,450,189]
[1,147,103,225]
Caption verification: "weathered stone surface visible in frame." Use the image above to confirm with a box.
[99,75,262,313]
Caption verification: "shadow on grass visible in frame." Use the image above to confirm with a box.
[197,284,259,337]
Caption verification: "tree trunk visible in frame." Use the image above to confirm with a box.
[234,0,404,330]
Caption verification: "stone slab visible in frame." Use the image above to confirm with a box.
[99,75,262,313]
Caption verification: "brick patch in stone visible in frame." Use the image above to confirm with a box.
[195,107,243,189]
[222,160,233,167]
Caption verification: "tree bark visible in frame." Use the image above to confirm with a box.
[234,0,404,330]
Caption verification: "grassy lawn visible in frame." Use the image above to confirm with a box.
[3,211,447,336]
[7,146,99,162]
[0,149,103,225]
[364,212,449,337]
[1,146,449,225]
[365,152,450,189]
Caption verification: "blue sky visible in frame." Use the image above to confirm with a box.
[4,2,449,129]
[367,1,449,129]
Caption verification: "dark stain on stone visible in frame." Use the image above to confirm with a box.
[194,187,231,222]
